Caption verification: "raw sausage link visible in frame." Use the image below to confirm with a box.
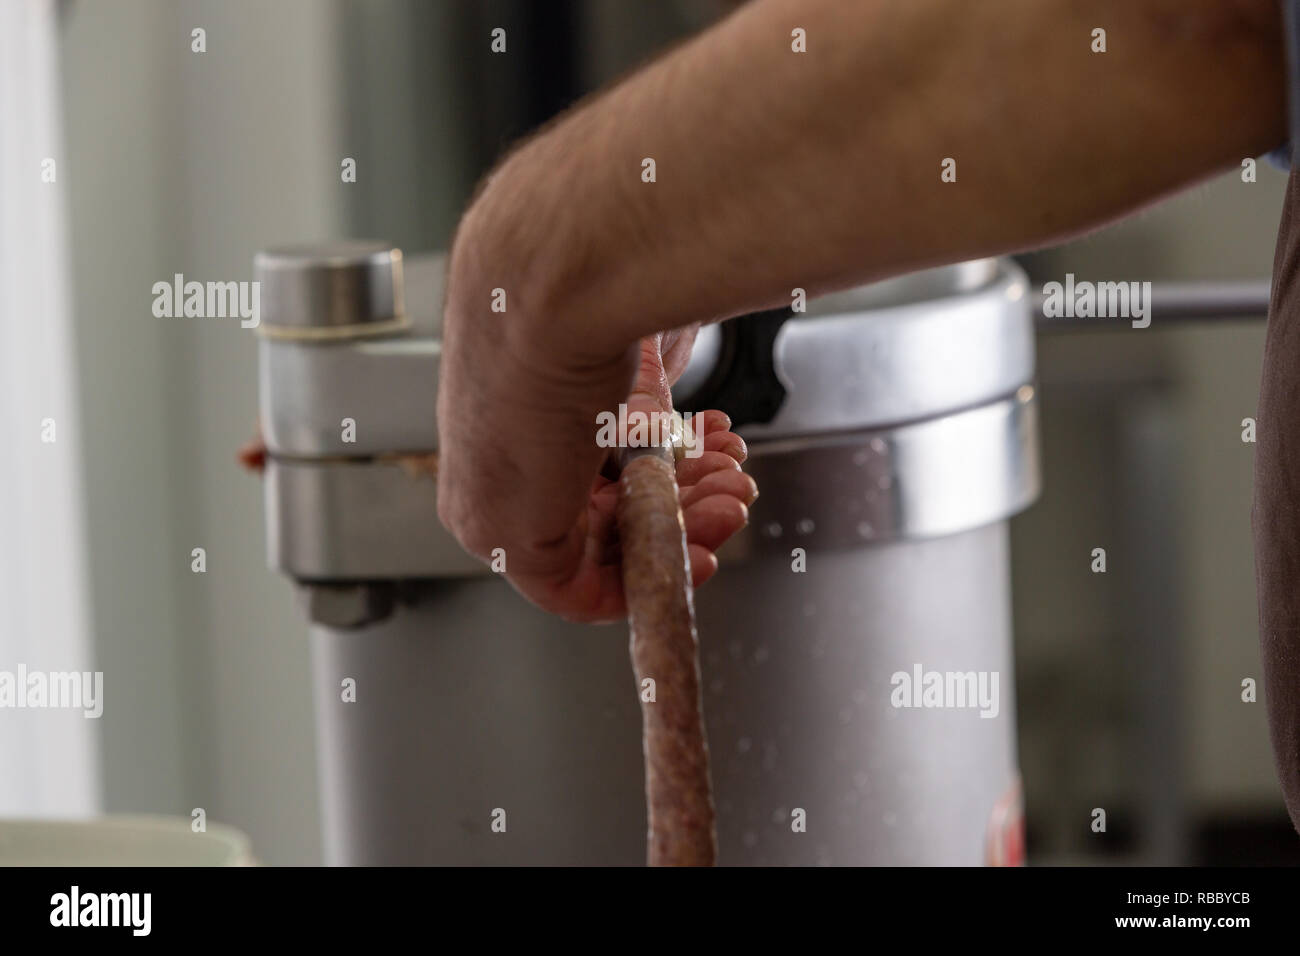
[617,452,717,866]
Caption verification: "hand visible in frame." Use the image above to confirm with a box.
[436,312,757,622]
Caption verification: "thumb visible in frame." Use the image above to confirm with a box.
[627,333,672,418]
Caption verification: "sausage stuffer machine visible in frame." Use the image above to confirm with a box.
[255,241,1040,865]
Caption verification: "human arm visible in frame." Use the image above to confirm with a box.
[437,0,1287,618]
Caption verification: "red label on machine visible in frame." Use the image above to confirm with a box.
[985,776,1025,867]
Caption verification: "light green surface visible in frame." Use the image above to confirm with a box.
[0,817,253,867]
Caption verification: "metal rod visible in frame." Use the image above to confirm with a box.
[1033,279,1272,329]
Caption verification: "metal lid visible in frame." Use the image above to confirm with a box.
[740,259,1034,440]
[254,240,407,340]
[724,385,1040,555]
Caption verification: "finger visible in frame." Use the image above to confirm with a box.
[627,336,672,414]
[678,468,759,509]
[585,497,619,566]
[548,564,628,625]
[675,449,743,486]
[590,478,620,514]
[693,409,733,435]
[688,544,720,589]
[703,429,747,464]
[660,326,700,382]
[683,493,750,552]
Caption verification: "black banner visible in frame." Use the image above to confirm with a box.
[0,866,1286,942]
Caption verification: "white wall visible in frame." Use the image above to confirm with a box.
[61,0,347,863]
[0,0,99,817]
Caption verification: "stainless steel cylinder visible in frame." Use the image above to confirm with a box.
[699,523,1017,865]
[309,523,1018,866]
[309,585,644,866]
[258,246,1038,866]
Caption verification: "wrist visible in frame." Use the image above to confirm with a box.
[449,142,625,368]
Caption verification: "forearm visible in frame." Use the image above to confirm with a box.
[452,0,1285,361]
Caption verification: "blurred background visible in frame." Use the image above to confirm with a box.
[3,0,1295,864]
